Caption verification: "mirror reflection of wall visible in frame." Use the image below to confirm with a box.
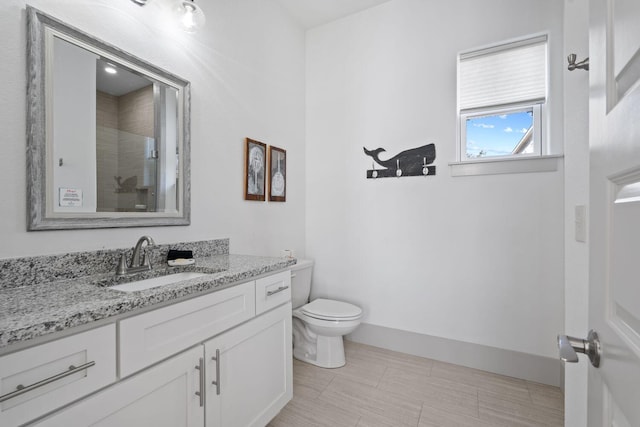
[51,36,179,214]
[52,36,98,213]
[95,64,155,213]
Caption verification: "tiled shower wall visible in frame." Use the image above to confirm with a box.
[96,85,154,212]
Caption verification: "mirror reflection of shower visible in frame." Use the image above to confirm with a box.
[93,55,179,213]
[50,36,179,214]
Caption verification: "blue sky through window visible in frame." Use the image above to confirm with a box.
[465,111,533,158]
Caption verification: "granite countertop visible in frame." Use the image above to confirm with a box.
[0,254,296,351]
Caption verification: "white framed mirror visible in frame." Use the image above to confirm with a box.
[26,6,191,230]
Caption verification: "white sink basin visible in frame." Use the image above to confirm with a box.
[109,272,207,293]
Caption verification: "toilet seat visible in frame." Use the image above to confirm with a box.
[301,298,362,321]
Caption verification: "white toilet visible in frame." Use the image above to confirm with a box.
[291,259,362,368]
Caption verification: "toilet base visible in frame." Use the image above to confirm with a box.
[292,302,362,369]
[293,334,346,369]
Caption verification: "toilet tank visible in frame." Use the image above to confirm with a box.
[290,259,314,309]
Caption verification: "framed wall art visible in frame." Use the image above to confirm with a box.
[244,138,266,201]
[268,146,286,202]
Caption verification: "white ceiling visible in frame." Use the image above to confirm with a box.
[96,59,151,97]
[274,0,391,29]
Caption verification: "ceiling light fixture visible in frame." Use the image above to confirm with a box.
[129,0,206,33]
[104,65,117,74]
[176,0,206,34]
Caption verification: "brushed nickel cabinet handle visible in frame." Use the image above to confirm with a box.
[195,357,205,407]
[0,361,95,403]
[211,349,221,395]
[267,286,289,297]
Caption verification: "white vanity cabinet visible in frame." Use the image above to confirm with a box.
[205,302,292,427]
[25,270,292,427]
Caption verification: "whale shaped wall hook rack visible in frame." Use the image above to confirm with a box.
[364,144,436,178]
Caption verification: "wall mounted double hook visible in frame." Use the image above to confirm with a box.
[567,53,589,71]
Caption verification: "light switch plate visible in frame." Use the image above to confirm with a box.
[575,205,587,243]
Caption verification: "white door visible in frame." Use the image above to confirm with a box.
[205,303,292,427]
[33,346,204,427]
[588,0,640,425]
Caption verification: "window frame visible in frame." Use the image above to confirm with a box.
[459,102,543,162]
[456,34,549,164]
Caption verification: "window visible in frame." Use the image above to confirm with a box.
[457,35,548,162]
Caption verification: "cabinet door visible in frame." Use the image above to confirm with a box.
[205,302,292,427]
[33,346,204,427]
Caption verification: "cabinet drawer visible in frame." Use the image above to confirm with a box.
[255,270,291,315]
[119,281,255,377]
[0,325,116,427]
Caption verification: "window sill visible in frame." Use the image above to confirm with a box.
[449,155,563,177]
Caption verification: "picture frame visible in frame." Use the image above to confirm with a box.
[244,138,266,201]
[268,146,286,202]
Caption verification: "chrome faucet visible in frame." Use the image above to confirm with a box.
[116,236,156,275]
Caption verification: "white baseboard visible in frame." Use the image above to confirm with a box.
[347,323,562,387]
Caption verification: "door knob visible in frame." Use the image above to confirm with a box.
[557,329,601,368]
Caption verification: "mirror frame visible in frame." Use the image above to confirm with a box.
[26,6,191,230]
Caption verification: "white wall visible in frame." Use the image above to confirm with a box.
[1,0,578,379]
[0,0,306,258]
[306,0,565,360]
[563,0,589,423]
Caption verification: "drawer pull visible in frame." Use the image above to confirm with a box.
[0,361,95,403]
[195,357,204,407]
[211,349,221,395]
[267,286,289,297]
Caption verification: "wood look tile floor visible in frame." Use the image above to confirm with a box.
[268,341,564,427]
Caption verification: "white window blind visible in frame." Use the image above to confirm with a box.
[459,35,547,111]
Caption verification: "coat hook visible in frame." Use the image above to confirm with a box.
[567,53,589,71]
[422,157,429,175]
[396,159,402,177]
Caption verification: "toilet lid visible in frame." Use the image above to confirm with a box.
[301,298,362,321]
